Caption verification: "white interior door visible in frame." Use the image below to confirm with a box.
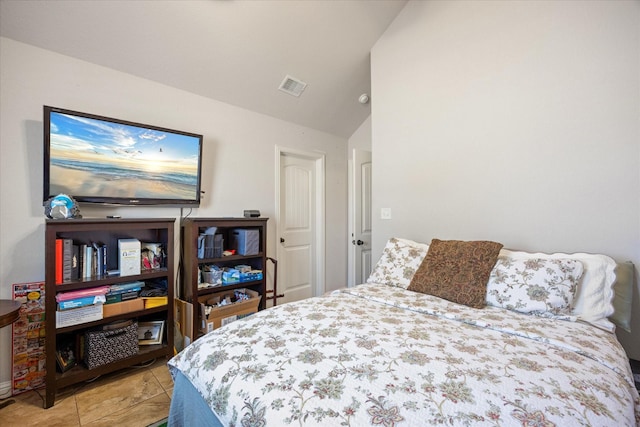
[352,149,372,285]
[276,149,325,304]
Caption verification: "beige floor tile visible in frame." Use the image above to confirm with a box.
[81,392,170,427]
[75,369,164,425]
[0,389,80,427]
[0,358,172,426]
[149,357,170,369]
[150,362,174,392]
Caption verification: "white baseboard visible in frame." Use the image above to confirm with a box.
[0,380,12,399]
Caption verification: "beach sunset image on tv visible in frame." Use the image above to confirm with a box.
[47,110,202,204]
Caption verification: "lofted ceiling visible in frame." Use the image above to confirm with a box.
[0,0,408,138]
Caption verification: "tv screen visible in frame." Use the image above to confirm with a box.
[44,106,203,206]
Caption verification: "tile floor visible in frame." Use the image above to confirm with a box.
[0,357,172,427]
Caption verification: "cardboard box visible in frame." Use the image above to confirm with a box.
[222,268,262,284]
[199,289,260,333]
[175,298,194,347]
[240,270,262,282]
[222,268,240,285]
[142,296,168,309]
[118,239,141,276]
[103,298,144,318]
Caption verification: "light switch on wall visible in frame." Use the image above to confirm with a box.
[380,208,392,219]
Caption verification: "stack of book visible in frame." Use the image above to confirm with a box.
[54,239,108,284]
[105,281,143,304]
[55,286,109,327]
[103,282,144,318]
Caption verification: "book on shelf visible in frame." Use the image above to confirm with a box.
[55,303,103,328]
[109,281,145,293]
[91,245,98,277]
[105,281,143,304]
[92,242,107,277]
[72,242,107,280]
[105,289,140,304]
[78,244,84,278]
[71,244,79,281]
[55,238,63,284]
[57,294,107,311]
[101,243,107,276]
[56,286,110,302]
[82,244,92,279]
[62,238,74,282]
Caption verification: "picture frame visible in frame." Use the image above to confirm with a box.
[55,337,76,373]
[137,320,164,345]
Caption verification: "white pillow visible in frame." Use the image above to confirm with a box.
[366,238,429,288]
[486,257,583,319]
[500,249,617,331]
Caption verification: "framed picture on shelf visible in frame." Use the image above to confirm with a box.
[138,320,164,345]
[55,337,76,373]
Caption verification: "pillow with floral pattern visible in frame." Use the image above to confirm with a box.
[486,257,583,318]
[366,238,429,288]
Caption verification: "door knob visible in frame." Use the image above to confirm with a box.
[280,237,285,243]
[352,239,364,246]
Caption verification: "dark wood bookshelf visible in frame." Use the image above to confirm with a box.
[44,218,175,409]
[180,217,268,340]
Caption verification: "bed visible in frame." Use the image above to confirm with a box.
[168,238,640,426]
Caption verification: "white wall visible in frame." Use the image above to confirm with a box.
[371,1,640,357]
[0,38,348,391]
[348,115,372,153]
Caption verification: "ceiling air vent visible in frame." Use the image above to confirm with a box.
[279,75,307,97]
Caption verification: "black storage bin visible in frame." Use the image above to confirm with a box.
[84,321,139,369]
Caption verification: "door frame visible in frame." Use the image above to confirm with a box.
[348,148,372,287]
[275,146,326,300]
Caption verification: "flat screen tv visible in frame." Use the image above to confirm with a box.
[43,106,203,206]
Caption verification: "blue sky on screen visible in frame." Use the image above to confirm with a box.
[50,112,199,170]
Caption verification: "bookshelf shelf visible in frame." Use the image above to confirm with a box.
[54,305,170,334]
[44,218,175,409]
[53,268,169,291]
[54,344,168,389]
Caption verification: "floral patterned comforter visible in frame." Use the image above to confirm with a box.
[168,283,640,426]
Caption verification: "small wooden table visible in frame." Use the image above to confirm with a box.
[0,299,21,409]
[0,300,21,328]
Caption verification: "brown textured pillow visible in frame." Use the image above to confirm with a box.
[408,239,503,308]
